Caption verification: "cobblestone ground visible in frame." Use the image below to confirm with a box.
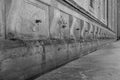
[36,41,120,80]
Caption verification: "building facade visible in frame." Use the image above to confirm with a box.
[0,0,117,80]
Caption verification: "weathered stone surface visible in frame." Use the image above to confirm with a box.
[0,0,116,80]
[36,41,120,80]
[0,39,109,80]
[6,0,49,40]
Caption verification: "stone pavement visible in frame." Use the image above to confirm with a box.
[36,41,120,80]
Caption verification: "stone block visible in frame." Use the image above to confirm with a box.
[6,0,49,40]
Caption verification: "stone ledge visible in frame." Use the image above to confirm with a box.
[0,40,25,50]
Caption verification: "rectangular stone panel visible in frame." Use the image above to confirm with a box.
[50,7,70,40]
[69,16,81,42]
[68,43,79,60]
[45,43,69,67]
[6,0,49,40]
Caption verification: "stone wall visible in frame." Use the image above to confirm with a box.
[0,0,117,80]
